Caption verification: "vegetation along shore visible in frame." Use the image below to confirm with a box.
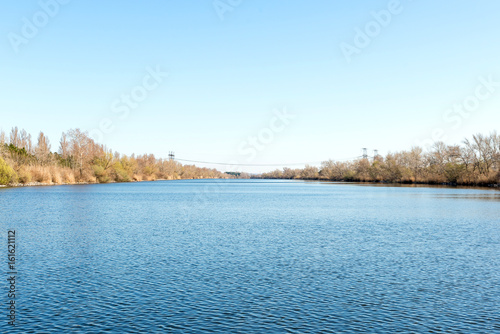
[0,127,227,187]
[256,132,500,187]
[1,127,499,188]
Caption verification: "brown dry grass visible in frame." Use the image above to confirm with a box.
[61,168,76,183]
[28,166,52,183]
[17,167,32,184]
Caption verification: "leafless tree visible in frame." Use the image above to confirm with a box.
[35,132,52,165]
[0,130,6,145]
[58,132,70,158]
[9,127,20,147]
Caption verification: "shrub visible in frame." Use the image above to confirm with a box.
[50,166,63,184]
[30,166,52,183]
[17,167,32,184]
[61,168,75,184]
[343,170,356,182]
[112,164,131,182]
[0,157,16,185]
[92,165,110,183]
[444,163,465,183]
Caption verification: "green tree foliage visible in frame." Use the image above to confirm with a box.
[0,157,16,185]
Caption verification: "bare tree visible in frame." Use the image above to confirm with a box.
[35,132,52,165]
[408,146,424,179]
[466,133,495,174]
[488,131,500,171]
[58,132,70,158]
[19,129,33,154]
[9,127,20,147]
[0,130,6,145]
[66,128,93,177]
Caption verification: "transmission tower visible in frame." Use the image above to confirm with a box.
[168,151,175,161]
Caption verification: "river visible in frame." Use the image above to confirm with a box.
[1,180,499,332]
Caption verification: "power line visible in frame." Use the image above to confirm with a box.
[173,156,364,167]
[174,158,323,167]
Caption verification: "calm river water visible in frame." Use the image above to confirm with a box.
[1,180,499,333]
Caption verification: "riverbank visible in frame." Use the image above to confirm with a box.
[254,176,500,189]
[2,181,95,188]
[2,177,499,192]
[318,179,500,190]
[1,177,227,189]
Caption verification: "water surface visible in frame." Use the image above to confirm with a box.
[1,180,499,332]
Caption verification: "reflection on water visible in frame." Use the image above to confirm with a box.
[1,180,499,333]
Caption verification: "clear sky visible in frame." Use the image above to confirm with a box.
[1,1,500,173]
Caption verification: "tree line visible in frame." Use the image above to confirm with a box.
[0,127,227,185]
[2,127,499,187]
[256,132,500,187]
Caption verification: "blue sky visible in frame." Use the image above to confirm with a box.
[1,1,500,173]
